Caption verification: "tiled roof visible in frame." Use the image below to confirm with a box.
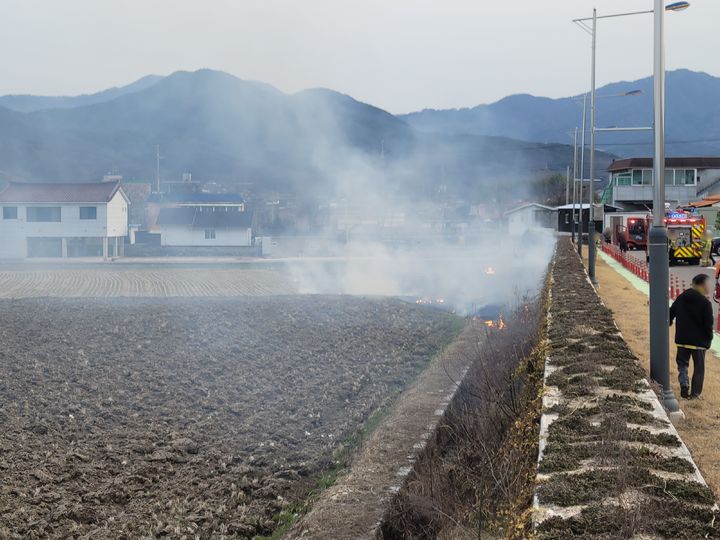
[0,181,123,204]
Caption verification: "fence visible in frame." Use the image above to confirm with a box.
[600,243,720,332]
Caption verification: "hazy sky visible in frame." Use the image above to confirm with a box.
[0,0,716,113]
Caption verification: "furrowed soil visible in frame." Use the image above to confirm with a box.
[0,295,461,539]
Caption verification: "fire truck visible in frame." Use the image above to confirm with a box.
[615,217,648,250]
[641,209,706,266]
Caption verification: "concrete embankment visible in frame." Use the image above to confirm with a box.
[534,238,717,539]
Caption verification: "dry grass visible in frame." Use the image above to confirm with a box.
[593,252,720,499]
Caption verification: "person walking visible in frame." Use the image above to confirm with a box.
[669,274,714,399]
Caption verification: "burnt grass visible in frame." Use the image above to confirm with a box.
[0,295,461,539]
[537,239,719,539]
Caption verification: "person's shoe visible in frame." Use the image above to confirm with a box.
[680,386,690,399]
[689,394,703,400]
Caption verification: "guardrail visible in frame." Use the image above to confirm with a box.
[600,243,688,301]
[599,243,720,332]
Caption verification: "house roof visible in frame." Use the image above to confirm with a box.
[688,196,720,208]
[0,181,124,204]
[156,207,252,228]
[504,203,556,215]
[554,203,621,210]
[608,157,720,172]
[149,192,246,205]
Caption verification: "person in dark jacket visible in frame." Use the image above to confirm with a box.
[669,274,714,399]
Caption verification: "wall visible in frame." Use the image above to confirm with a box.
[160,225,252,247]
[106,192,129,237]
[0,203,112,259]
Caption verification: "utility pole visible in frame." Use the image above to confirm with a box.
[572,127,579,243]
[578,93,587,256]
[565,166,571,206]
[155,144,162,194]
[588,8,598,284]
[649,0,679,414]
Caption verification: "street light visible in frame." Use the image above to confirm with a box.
[650,0,689,416]
[574,2,689,415]
[570,89,642,254]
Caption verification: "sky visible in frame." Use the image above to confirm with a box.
[0,0,716,114]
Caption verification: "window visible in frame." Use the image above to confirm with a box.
[632,170,643,185]
[615,172,632,186]
[664,169,674,185]
[642,169,653,185]
[2,206,17,220]
[677,169,696,185]
[204,229,216,240]
[26,206,61,222]
[79,206,97,220]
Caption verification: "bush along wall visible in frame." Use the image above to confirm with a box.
[535,238,718,540]
[379,261,552,539]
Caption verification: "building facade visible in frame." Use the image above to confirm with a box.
[607,157,720,209]
[504,203,557,235]
[0,181,128,259]
[154,193,252,247]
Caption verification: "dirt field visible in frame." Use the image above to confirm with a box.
[0,267,295,298]
[0,295,461,539]
[594,252,720,498]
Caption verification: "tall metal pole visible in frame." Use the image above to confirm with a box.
[649,0,679,413]
[572,127,578,243]
[566,166,571,206]
[155,144,161,194]
[588,8,598,283]
[578,94,587,255]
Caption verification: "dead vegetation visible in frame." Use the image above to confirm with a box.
[379,281,549,538]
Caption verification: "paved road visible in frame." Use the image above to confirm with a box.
[625,249,719,320]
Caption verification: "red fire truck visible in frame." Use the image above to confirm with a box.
[636,209,706,266]
[618,217,648,250]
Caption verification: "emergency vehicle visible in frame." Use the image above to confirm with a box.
[617,217,648,250]
[640,208,706,265]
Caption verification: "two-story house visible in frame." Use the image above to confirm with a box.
[0,181,129,259]
[608,157,720,210]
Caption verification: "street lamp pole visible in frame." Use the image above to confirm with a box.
[572,127,579,243]
[649,0,680,413]
[588,8,598,284]
[578,93,587,256]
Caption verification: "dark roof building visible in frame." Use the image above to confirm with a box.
[156,207,252,228]
[0,181,125,204]
[606,156,720,208]
[608,157,720,172]
[149,192,246,205]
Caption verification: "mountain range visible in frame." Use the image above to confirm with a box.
[400,69,720,158]
[0,70,600,201]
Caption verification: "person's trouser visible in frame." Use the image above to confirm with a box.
[676,347,706,396]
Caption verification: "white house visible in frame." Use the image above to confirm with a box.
[504,203,557,235]
[0,181,129,259]
[155,194,252,247]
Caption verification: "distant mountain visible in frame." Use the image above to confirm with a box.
[0,69,600,202]
[400,70,720,158]
[0,75,164,113]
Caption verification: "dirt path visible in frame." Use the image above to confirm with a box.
[288,321,482,539]
[595,254,720,497]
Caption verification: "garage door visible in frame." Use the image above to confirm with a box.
[27,237,62,258]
